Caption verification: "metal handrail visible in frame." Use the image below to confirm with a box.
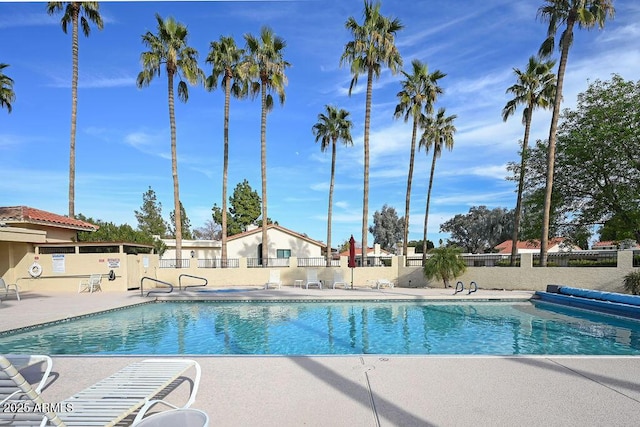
[140,276,174,297]
[178,274,208,291]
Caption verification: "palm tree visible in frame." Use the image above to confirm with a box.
[340,1,403,266]
[419,108,457,266]
[537,0,614,266]
[205,36,247,265]
[46,2,103,218]
[244,26,290,266]
[423,246,467,288]
[394,59,445,258]
[0,64,15,113]
[502,55,556,265]
[312,105,354,266]
[137,14,203,268]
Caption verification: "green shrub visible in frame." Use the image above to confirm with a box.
[567,259,617,267]
[623,271,640,295]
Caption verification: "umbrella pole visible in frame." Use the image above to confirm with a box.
[351,268,353,290]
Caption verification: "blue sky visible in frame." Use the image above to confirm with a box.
[2,1,639,248]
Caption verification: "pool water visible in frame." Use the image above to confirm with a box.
[1,301,639,355]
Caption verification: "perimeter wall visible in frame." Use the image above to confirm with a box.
[3,251,636,294]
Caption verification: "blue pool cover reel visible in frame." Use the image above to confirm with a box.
[536,286,640,320]
[557,286,640,307]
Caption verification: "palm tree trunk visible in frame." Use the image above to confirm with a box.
[403,117,418,258]
[510,107,533,266]
[327,138,337,267]
[221,74,230,265]
[168,71,182,268]
[540,19,574,267]
[362,67,373,266]
[68,9,79,218]
[422,150,438,266]
[260,82,268,266]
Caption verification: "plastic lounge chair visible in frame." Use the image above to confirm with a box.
[376,279,394,289]
[63,359,202,426]
[1,357,202,427]
[0,277,20,301]
[264,270,282,289]
[305,269,322,289]
[0,354,64,426]
[78,274,102,293]
[332,271,348,289]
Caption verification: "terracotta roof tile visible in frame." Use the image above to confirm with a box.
[494,238,571,254]
[0,206,98,231]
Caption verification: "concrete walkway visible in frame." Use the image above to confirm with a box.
[2,288,640,426]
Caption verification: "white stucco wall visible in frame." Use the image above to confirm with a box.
[227,228,323,259]
[162,239,221,260]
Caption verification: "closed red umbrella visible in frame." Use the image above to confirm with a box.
[348,235,356,268]
[348,235,356,289]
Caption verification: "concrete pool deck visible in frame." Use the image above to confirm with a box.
[2,288,640,426]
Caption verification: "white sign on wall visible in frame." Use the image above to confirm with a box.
[52,254,65,273]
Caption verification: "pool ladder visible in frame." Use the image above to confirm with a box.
[140,277,174,297]
[178,274,208,291]
[454,281,478,295]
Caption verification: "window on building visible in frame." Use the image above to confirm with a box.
[277,249,291,259]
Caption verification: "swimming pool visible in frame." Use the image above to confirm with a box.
[1,300,639,355]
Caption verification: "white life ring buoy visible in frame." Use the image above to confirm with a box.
[29,262,43,278]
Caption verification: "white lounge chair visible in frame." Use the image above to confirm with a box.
[264,270,282,289]
[332,271,348,289]
[376,278,394,289]
[305,269,322,289]
[0,354,64,426]
[78,273,102,293]
[0,356,202,427]
[0,277,20,301]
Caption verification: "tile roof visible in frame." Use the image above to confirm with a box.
[0,206,98,231]
[494,238,570,254]
[592,241,616,248]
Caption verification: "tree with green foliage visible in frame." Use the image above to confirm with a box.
[213,179,262,236]
[243,26,290,265]
[395,59,445,257]
[312,105,353,265]
[536,0,615,266]
[440,206,514,253]
[76,214,166,255]
[47,1,103,218]
[0,63,15,113]
[514,76,639,247]
[135,186,168,238]
[368,204,404,253]
[423,246,466,288]
[507,139,591,250]
[502,55,556,265]
[137,14,204,267]
[407,239,434,254]
[169,201,193,240]
[341,1,403,267]
[206,35,247,262]
[623,271,640,295]
[420,107,457,264]
[554,76,639,244]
